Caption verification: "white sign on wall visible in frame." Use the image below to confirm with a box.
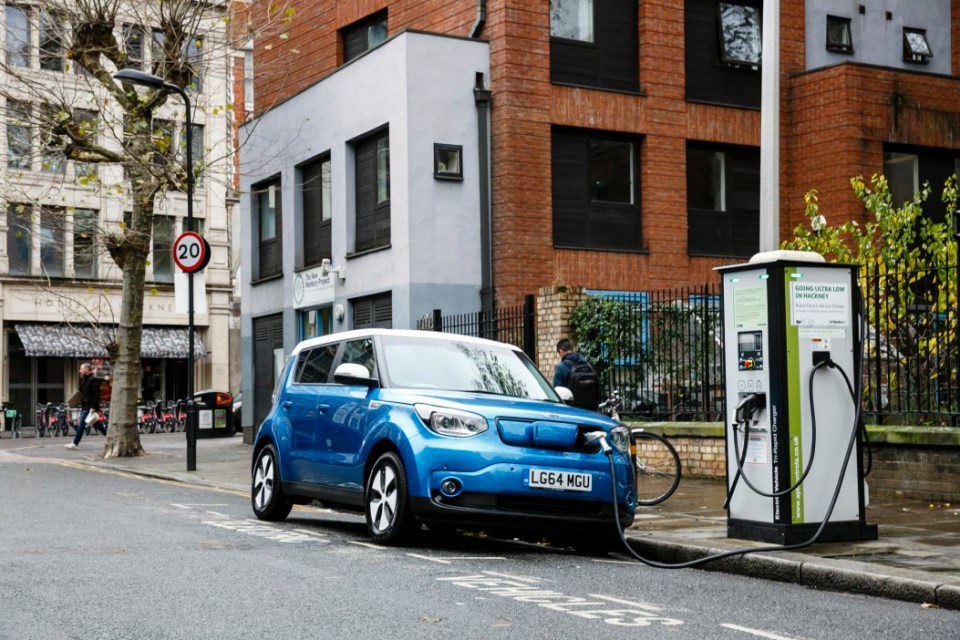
[293,265,335,309]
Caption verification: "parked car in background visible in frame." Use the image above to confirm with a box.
[232,391,242,433]
[251,329,635,547]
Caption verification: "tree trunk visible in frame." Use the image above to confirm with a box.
[102,198,153,459]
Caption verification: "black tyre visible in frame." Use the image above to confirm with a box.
[365,451,417,545]
[251,444,293,521]
[633,431,681,506]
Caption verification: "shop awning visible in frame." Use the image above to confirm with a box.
[14,324,206,359]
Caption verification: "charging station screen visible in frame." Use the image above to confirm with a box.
[738,331,763,371]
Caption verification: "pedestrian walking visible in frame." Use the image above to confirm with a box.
[65,362,107,449]
[553,338,600,410]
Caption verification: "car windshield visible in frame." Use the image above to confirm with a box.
[380,335,560,401]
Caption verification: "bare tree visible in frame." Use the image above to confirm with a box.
[0,0,291,457]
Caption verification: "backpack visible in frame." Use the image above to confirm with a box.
[567,361,600,411]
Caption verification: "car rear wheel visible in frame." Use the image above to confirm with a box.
[252,444,292,521]
[365,451,417,545]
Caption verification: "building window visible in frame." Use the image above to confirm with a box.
[300,155,332,268]
[903,28,932,64]
[884,151,919,205]
[38,11,64,71]
[186,123,203,186]
[549,0,594,42]
[151,28,165,74]
[255,177,283,279]
[7,203,31,275]
[549,0,637,93]
[718,3,762,67]
[686,142,759,258]
[826,16,853,53]
[354,128,390,253]
[39,206,65,277]
[5,5,30,67]
[434,144,463,180]
[183,217,205,234]
[341,12,387,63]
[124,25,144,70]
[6,100,31,170]
[183,36,203,91]
[74,208,98,279]
[352,293,392,330]
[152,215,174,282]
[590,139,634,204]
[299,307,332,341]
[39,118,64,173]
[552,128,642,252]
[73,109,98,181]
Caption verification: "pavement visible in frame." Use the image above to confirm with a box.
[3,429,959,610]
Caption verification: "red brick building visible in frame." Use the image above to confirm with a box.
[246,0,960,306]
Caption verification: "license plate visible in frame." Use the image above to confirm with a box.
[528,468,592,492]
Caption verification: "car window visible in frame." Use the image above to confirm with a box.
[341,338,377,377]
[297,344,339,384]
[380,335,559,401]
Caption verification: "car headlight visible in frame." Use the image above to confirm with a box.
[608,426,631,453]
[415,404,488,438]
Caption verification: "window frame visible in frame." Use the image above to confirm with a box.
[549,0,595,43]
[903,27,932,64]
[551,127,643,253]
[299,153,332,269]
[254,176,283,280]
[73,208,98,279]
[123,24,144,70]
[5,5,30,68]
[433,143,463,181]
[39,205,65,278]
[38,10,64,72]
[717,2,762,69]
[6,100,32,170]
[7,203,31,275]
[825,15,853,54]
[353,127,391,254]
[341,11,388,64]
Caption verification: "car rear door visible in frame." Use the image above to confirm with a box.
[288,343,340,485]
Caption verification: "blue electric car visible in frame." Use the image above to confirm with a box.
[251,329,635,545]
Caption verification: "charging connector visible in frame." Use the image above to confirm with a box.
[734,393,766,425]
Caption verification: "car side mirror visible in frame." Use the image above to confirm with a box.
[555,386,574,405]
[333,363,380,388]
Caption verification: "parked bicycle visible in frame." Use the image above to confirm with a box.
[598,392,681,506]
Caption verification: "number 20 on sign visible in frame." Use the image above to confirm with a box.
[172,231,211,273]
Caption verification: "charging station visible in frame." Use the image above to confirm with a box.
[718,252,877,544]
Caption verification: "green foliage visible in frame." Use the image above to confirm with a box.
[783,174,960,421]
[569,296,644,387]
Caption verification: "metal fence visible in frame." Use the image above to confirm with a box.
[860,265,959,426]
[586,285,724,422]
[418,294,536,360]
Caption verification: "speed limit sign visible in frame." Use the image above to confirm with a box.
[172,231,211,273]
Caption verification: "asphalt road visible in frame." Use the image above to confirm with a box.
[2,458,958,640]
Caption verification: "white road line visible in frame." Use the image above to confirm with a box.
[205,511,230,518]
[349,541,386,550]
[589,594,662,613]
[170,503,229,509]
[408,554,451,564]
[721,623,802,640]
[293,529,329,538]
[482,571,541,583]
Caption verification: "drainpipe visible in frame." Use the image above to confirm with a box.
[474,72,493,316]
[469,0,487,39]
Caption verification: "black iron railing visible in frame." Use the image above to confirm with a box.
[418,294,536,361]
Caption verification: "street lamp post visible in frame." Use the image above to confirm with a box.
[114,68,198,471]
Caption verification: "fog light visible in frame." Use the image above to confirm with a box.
[440,477,462,497]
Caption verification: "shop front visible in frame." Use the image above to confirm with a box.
[5,324,206,428]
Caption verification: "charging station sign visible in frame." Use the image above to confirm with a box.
[790,282,849,327]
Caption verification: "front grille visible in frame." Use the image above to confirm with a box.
[495,419,604,453]
[435,492,605,517]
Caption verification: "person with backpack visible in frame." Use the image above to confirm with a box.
[553,338,600,411]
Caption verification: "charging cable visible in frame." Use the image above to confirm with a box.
[597,358,863,569]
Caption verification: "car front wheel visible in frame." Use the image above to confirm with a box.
[365,451,417,545]
[252,444,292,521]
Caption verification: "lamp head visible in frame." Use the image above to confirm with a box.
[114,68,167,89]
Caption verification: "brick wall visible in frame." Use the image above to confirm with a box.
[649,432,960,502]
[536,285,588,377]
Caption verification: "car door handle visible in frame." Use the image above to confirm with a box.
[282,401,292,410]
[317,404,330,413]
